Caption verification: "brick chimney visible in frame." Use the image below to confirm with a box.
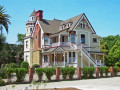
[36,10,43,21]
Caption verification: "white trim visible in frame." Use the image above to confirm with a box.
[89,32,90,51]
[80,33,86,44]
[73,14,95,34]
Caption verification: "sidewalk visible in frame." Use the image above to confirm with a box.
[0,77,120,90]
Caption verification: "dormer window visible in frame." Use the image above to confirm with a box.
[62,25,65,29]
[67,23,72,28]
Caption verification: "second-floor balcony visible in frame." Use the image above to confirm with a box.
[42,42,71,49]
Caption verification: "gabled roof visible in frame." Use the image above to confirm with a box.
[39,19,63,33]
[30,10,36,16]
[59,13,84,31]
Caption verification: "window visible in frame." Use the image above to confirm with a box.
[44,36,48,45]
[26,41,28,48]
[30,28,32,33]
[93,38,97,43]
[80,23,82,28]
[80,22,86,29]
[81,34,85,43]
[71,34,75,43]
[44,55,48,62]
[62,36,64,42]
[83,24,85,28]
[69,52,76,63]
[32,17,33,20]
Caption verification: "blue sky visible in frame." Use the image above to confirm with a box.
[1,0,120,44]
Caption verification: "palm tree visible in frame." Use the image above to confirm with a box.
[0,6,11,34]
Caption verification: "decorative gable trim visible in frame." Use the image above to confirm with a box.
[73,13,96,34]
[53,47,65,52]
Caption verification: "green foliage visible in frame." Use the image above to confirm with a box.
[104,67,109,77]
[88,67,95,77]
[7,63,18,68]
[82,67,95,78]
[61,67,76,79]
[82,67,88,78]
[100,35,120,66]
[0,77,5,86]
[0,64,7,79]
[113,66,119,76]
[6,68,14,82]
[68,67,76,79]
[61,67,69,79]
[32,64,40,69]
[17,34,25,45]
[15,68,27,82]
[35,68,44,81]
[44,67,55,81]
[20,61,29,69]
[99,67,105,77]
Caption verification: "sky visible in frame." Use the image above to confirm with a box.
[0,0,120,44]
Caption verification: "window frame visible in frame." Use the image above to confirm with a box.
[80,34,85,44]
[93,38,98,43]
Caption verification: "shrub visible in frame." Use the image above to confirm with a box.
[44,67,55,81]
[61,67,69,79]
[88,67,95,77]
[20,61,29,69]
[0,64,7,79]
[104,67,109,77]
[114,66,119,76]
[35,68,44,81]
[82,67,88,78]
[15,68,27,82]
[6,68,14,82]
[8,63,18,68]
[68,67,76,79]
[99,67,105,77]
[0,77,5,86]
[32,64,40,69]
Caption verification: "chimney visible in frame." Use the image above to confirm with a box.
[36,10,43,21]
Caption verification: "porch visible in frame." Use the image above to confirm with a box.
[42,47,78,67]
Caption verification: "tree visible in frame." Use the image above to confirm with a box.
[0,6,11,34]
[17,33,25,44]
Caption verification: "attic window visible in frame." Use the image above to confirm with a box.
[80,23,86,29]
[62,25,65,29]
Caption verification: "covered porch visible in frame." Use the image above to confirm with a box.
[42,47,78,67]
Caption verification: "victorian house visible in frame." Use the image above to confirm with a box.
[24,10,104,68]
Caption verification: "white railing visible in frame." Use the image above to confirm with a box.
[69,57,76,63]
[42,62,50,68]
[81,47,97,65]
[55,62,64,66]
[50,42,59,47]
[60,42,70,46]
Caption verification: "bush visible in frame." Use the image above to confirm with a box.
[6,68,14,82]
[99,67,105,77]
[82,67,88,78]
[35,68,44,81]
[0,77,5,86]
[32,64,40,69]
[88,67,95,77]
[15,68,27,82]
[68,67,76,79]
[61,67,69,79]
[104,67,109,77]
[8,63,18,68]
[44,67,55,81]
[20,61,29,69]
[114,66,119,76]
[0,64,7,79]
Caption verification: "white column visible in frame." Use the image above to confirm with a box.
[67,52,69,63]
[64,52,65,67]
[42,55,44,63]
[75,33,78,45]
[48,55,50,64]
[103,54,104,66]
[81,52,83,68]
[89,32,90,51]
[95,54,96,60]
[89,54,90,67]
[76,52,78,67]
[54,52,56,66]
[59,34,61,46]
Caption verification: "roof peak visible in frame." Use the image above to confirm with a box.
[30,10,36,16]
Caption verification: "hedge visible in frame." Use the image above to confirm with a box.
[35,68,44,81]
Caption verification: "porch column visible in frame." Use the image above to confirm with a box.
[76,52,78,67]
[67,52,69,63]
[54,52,56,66]
[103,54,104,66]
[81,52,83,68]
[95,54,96,60]
[59,34,61,46]
[48,54,50,64]
[88,54,90,67]
[42,55,44,63]
[64,52,65,67]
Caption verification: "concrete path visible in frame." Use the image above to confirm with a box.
[0,77,120,90]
